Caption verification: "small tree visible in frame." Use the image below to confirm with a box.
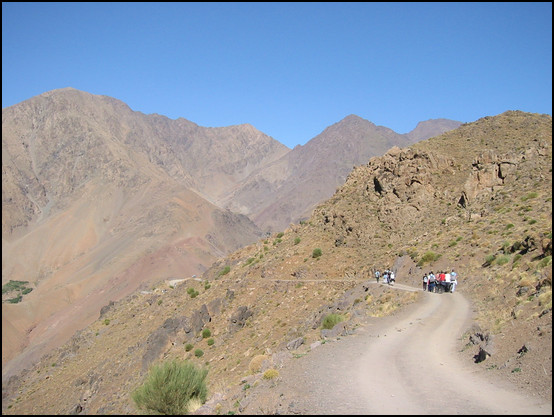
[132,359,208,415]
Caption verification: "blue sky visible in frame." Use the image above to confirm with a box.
[2,2,552,148]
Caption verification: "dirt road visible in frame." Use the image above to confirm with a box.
[242,286,552,414]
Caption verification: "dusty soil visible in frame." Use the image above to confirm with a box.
[220,283,552,415]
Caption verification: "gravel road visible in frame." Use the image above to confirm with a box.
[242,285,552,415]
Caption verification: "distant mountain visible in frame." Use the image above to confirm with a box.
[222,114,462,232]
[1,87,460,383]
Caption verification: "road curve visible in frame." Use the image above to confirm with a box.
[260,288,552,415]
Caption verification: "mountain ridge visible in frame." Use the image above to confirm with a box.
[2,110,550,415]
[2,87,461,397]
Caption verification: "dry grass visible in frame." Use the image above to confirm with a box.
[248,354,268,374]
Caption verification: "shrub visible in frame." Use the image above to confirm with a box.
[132,359,208,415]
[276,232,284,238]
[187,287,199,298]
[2,280,29,294]
[321,313,344,330]
[294,237,301,245]
[185,343,194,352]
[248,354,268,374]
[263,369,279,379]
[218,266,231,276]
[201,328,211,338]
[194,349,204,358]
[537,256,552,269]
[484,254,496,266]
[312,248,322,258]
[521,192,538,201]
[417,251,441,267]
[6,296,22,304]
[207,338,214,346]
[495,255,510,266]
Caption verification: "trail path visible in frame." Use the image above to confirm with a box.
[242,284,552,415]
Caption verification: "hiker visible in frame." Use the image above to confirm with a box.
[444,271,452,293]
[428,271,436,292]
[375,269,381,283]
[437,271,446,293]
[383,270,389,284]
[450,269,458,292]
[389,270,396,285]
[422,273,428,291]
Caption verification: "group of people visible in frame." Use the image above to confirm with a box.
[422,269,458,293]
[374,268,395,285]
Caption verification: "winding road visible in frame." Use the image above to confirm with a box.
[247,284,552,415]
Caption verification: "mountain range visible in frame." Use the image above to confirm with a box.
[1,108,551,415]
[1,87,461,381]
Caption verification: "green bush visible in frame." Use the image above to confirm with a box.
[484,254,496,266]
[294,237,301,245]
[321,313,345,330]
[185,343,194,352]
[538,256,552,269]
[2,280,29,294]
[194,349,204,358]
[417,251,441,267]
[202,328,211,338]
[218,266,231,276]
[312,248,322,258]
[132,359,208,415]
[207,338,214,346]
[6,295,22,304]
[187,287,199,298]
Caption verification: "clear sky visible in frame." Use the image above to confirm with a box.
[2,2,552,148]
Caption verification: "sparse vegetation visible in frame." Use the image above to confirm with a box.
[417,251,441,267]
[248,355,268,374]
[2,280,33,304]
[495,255,510,266]
[218,266,231,277]
[202,328,211,338]
[537,256,551,269]
[187,287,199,298]
[132,359,208,415]
[194,349,204,358]
[321,313,345,329]
[312,248,322,258]
[263,369,279,379]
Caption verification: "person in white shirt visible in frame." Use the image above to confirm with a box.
[450,269,458,292]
